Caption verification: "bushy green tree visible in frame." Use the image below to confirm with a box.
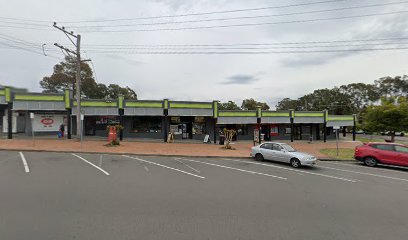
[40,56,137,100]
[363,97,408,142]
[275,98,302,111]
[218,101,241,110]
[241,98,269,110]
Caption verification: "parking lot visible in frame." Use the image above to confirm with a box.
[1,150,408,240]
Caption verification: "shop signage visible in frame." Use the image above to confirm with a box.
[33,115,64,132]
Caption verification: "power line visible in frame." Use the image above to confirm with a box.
[82,37,408,47]
[82,42,408,50]
[0,0,347,24]
[67,1,408,28]
[0,41,61,59]
[0,25,51,31]
[75,10,408,32]
[0,20,49,27]
[61,0,348,23]
[85,47,408,54]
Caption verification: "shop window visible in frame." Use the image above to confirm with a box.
[131,116,162,133]
[193,117,206,135]
[170,117,180,124]
[285,127,291,135]
[93,116,120,131]
[270,125,279,136]
[236,125,249,135]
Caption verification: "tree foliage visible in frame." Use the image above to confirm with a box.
[218,101,241,110]
[241,98,270,110]
[275,98,302,111]
[362,97,408,142]
[275,76,408,115]
[40,56,137,100]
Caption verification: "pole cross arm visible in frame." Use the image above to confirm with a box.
[54,43,77,56]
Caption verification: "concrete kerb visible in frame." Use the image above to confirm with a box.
[0,147,359,161]
[0,148,252,160]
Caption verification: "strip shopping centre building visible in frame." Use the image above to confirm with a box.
[0,87,356,142]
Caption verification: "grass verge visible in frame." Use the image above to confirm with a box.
[319,148,355,160]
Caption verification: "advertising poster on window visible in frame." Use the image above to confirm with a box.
[33,115,65,132]
[254,129,259,143]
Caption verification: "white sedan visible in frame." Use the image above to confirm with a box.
[250,142,317,168]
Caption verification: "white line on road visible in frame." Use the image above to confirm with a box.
[98,155,103,168]
[222,158,358,183]
[72,153,110,176]
[123,155,205,179]
[317,165,408,182]
[18,152,30,173]
[175,157,287,180]
[143,165,149,172]
[174,159,201,173]
[321,161,408,175]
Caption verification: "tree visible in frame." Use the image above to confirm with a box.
[241,98,270,110]
[218,101,241,110]
[106,84,137,100]
[275,98,302,111]
[375,76,408,99]
[40,56,137,100]
[297,88,356,114]
[363,97,408,142]
[339,83,380,111]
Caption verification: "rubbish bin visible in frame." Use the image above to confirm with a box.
[219,135,225,145]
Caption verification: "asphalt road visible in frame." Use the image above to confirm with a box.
[1,151,408,240]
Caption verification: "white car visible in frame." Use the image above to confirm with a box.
[250,142,317,168]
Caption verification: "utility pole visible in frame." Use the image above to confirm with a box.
[53,22,82,141]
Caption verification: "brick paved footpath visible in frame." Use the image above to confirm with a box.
[0,138,361,159]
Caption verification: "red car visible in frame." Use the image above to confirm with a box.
[354,142,408,167]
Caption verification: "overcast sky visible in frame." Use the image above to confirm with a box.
[0,0,407,109]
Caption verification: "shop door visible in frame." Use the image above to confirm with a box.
[293,126,301,140]
[261,125,270,141]
[181,123,189,139]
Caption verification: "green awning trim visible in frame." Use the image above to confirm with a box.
[262,112,290,117]
[14,94,64,101]
[219,111,257,117]
[64,90,71,109]
[327,116,354,121]
[74,101,118,107]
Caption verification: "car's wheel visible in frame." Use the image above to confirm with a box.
[364,157,378,167]
[255,153,264,162]
[290,158,301,168]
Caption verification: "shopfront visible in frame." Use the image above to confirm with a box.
[169,116,210,140]
[123,116,162,139]
[84,115,120,136]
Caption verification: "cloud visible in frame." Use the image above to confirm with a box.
[221,74,259,84]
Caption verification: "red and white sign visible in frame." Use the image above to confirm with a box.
[33,115,65,132]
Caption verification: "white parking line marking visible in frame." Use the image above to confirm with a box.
[72,153,110,176]
[144,165,149,172]
[322,161,408,175]
[174,159,200,173]
[98,155,103,168]
[123,155,205,179]
[175,157,287,180]
[18,152,30,173]
[222,158,358,183]
[317,165,408,182]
